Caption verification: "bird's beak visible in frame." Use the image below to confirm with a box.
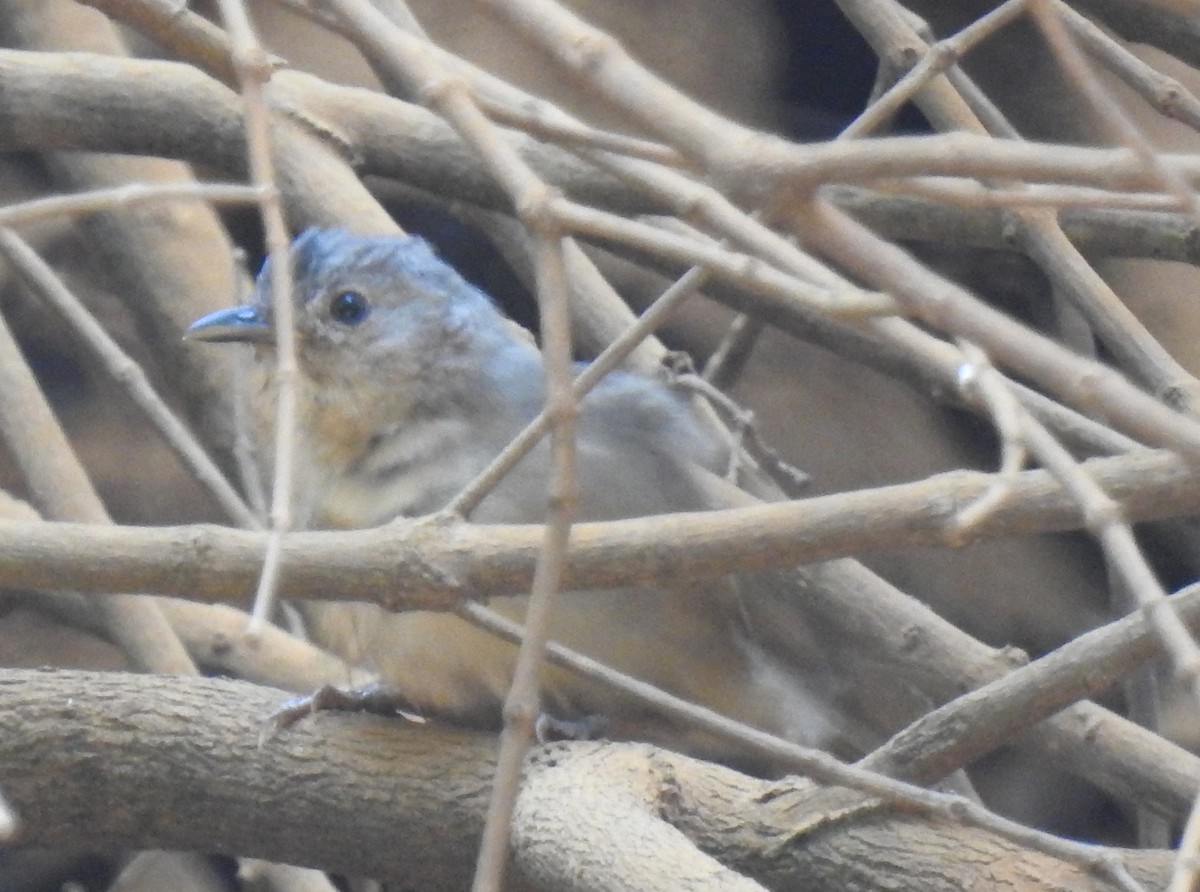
[184,305,275,344]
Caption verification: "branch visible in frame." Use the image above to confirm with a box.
[0,449,1193,604]
[0,669,1173,892]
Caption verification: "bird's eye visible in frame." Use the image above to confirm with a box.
[328,290,370,325]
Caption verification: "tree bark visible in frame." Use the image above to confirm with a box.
[0,669,1174,891]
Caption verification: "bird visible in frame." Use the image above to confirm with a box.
[187,228,855,757]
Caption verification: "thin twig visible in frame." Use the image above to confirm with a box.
[799,196,1200,459]
[948,341,1027,534]
[213,0,300,635]
[840,0,1030,139]
[307,2,587,886]
[0,229,260,529]
[478,95,687,167]
[1061,1,1200,136]
[0,181,264,228]
[1028,5,1200,879]
[0,296,194,675]
[702,313,763,390]
[448,263,714,516]
[477,235,577,892]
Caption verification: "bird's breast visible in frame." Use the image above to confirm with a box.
[314,414,485,526]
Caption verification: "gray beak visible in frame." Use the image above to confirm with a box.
[184,305,275,344]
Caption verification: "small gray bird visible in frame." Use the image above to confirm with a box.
[188,229,850,754]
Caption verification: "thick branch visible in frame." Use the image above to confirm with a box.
[0,668,494,888]
[0,669,1172,892]
[0,48,1195,274]
[0,449,1192,604]
[518,742,1172,892]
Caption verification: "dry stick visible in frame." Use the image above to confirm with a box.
[7,48,1200,196]
[1175,810,1200,892]
[78,0,257,87]
[475,100,1141,485]
[476,236,577,892]
[1033,0,1200,300]
[777,125,1200,188]
[794,196,1200,823]
[0,44,1185,338]
[1024,396,1182,856]
[833,186,1200,264]
[821,0,1028,431]
[595,219,1131,468]
[563,116,1200,188]
[948,342,1028,532]
[0,230,260,529]
[378,0,677,170]
[0,286,194,678]
[369,0,426,33]
[478,96,687,167]
[290,0,1185,261]
[270,1,908,324]
[0,181,263,228]
[213,0,300,635]
[1056,3,1200,136]
[4,449,1200,603]
[0,217,193,845]
[118,4,890,327]
[530,175,903,316]
[838,0,1030,140]
[860,581,1200,784]
[106,0,1200,193]
[1071,0,1200,71]
[0,667,1172,892]
[462,0,1170,189]
[8,3,369,888]
[581,188,1140,458]
[846,0,1200,598]
[816,0,1200,797]
[0,10,369,888]
[547,202,896,318]
[965,325,1200,707]
[66,8,398,222]
[701,313,762,390]
[1027,1,1200,869]
[801,193,1200,458]
[1029,424,1200,704]
[3,501,1198,811]
[873,177,1180,212]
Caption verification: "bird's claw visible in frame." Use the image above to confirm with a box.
[534,712,609,743]
[258,682,423,747]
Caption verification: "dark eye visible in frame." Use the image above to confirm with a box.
[328,290,370,325]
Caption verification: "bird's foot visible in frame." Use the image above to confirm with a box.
[259,682,424,746]
[534,712,609,743]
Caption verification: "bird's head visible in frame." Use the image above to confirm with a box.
[187,228,544,478]
[197,229,523,374]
